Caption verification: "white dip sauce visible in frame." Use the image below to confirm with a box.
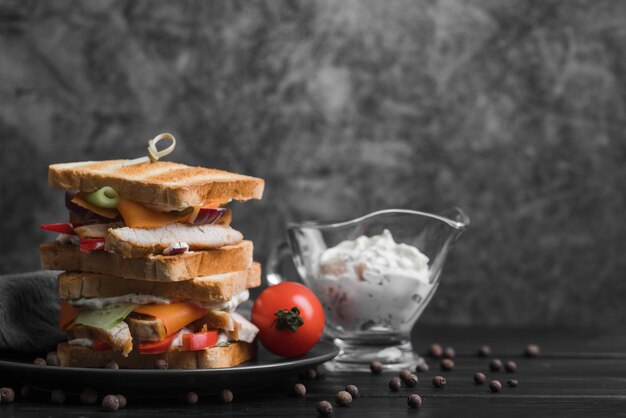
[317,229,432,335]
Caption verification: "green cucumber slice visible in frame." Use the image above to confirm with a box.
[73,303,138,330]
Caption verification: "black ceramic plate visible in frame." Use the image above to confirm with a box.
[0,341,339,395]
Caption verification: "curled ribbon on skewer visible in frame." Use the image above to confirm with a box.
[122,133,177,166]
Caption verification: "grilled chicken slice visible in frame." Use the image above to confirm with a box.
[125,314,167,342]
[74,222,124,238]
[67,322,133,356]
[105,224,243,258]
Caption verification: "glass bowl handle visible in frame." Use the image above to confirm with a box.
[265,240,291,285]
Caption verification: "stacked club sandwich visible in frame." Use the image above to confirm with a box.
[40,155,264,369]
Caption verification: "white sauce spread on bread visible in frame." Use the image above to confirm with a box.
[69,290,250,311]
[317,229,433,333]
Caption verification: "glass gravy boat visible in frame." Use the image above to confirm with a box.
[267,208,469,371]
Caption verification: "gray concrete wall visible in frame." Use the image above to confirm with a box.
[1,0,625,327]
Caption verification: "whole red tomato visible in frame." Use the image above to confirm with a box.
[251,282,325,358]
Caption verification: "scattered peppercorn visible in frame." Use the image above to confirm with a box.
[220,389,233,404]
[33,357,46,366]
[46,351,61,367]
[505,360,517,373]
[80,388,98,405]
[370,360,383,375]
[405,374,418,387]
[183,391,198,405]
[478,345,491,357]
[415,362,429,373]
[20,385,31,399]
[489,380,502,393]
[102,394,120,411]
[525,344,540,358]
[51,389,66,404]
[315,365,326,379]
[489,359,502,372]
[345,384,358,398]
[432,376,446,388]
[317,400,333,416]
[105,361,119,369]
[305,368,317,379]
[429,343,443,358]
[154,359,168,369]
[116,394,127,409]
[399,369,413,381]
[294,383,306,398]
[441,358,455,371]
[407,394,422,408]
[473,372,486,384]
[335,390,352,407]
[0,387,15,404]
[507,379,519,388]
[443,347,456,359]
[389,377,402,391]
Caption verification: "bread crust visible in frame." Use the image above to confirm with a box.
[48,160,264,209]
[41,241,254,282]
[58,263,261,302]
[57,341,256,369]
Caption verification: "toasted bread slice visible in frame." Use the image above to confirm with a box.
[106,224,243,258]
[48,160,264,210]
[58,263,260,302]
[41,241,254,282]
[57,341,256,369]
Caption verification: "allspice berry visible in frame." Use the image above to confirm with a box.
[116,394,127,409]
[20,385,32,399]
[505,360,517,373]
[389,377,402,391]
[429,343,443,358]
[415,362,429,373]
[80,388,98,405]
[399,369,413,382]
[525,344,540,358]
[102,394,120,411]
[405,374,418,387]
[33,357,47,366]
[474,372,486,384]
[183,391,198,405]
[489,359,502,372]
[305,368,317,379]
[407,393,422,408]
[220,389,234,404]
[345,384,358,398]
[370,360,383,375]
[432,376,446,388]
[317,400,333,416]
[154,359,168,370]
[46,352,61,367]
[489,380,502,393]
[507,379,519,388]
[335,390,352,407]
[442,347,456,359]
[105,361,119,369]
[51,389,66,404]
[294,383,306,398]
[0,387,15,404]
[441,358,455,371]
[478,345,491,357]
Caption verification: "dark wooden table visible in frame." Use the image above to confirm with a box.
[1,325,625,417]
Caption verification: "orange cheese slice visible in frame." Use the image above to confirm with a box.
[133,303,207,336]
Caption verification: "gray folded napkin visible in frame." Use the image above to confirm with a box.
[0,271,65,352]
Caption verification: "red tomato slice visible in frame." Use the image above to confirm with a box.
[41,223,77,235]
[182,330,219,351]
[79,237,105,252]
[138,333,178,355]
[92,339,112,351]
